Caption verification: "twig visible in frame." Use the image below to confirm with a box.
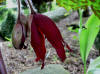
[0,49,7,74]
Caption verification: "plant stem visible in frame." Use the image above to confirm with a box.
[84,61,86,74]
[27,0,35,14]
[16,0,21,20]
[0,49,7,74]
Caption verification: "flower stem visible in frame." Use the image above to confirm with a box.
[27,0,35,14]
[16,0,21,20]
[84,61,86,74]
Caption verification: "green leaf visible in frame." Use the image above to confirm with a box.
[87,57,100,74]
[56,0,92,11]
[56,0,100,21]
[80,14,100,63]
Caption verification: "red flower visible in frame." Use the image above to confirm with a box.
[28,13,72,69]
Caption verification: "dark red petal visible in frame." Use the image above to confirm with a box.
[41,62,45,69]
[51,40,66,61]
[30,15,46,69]
[34,13,72,62]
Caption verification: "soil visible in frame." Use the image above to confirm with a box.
[0,11,99,74]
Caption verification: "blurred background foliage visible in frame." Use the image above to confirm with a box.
[0,0,59,40]
[0,10,15,40]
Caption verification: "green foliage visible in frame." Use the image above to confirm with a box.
[56,0,100,20]
[7,43,13,48]
[80,14,100,63]
[68,27,79,33]
[0,6,8,23]
[0,10,15,40]
[23,8,29,15]
[87,57,100,74]
[39,2,48,13]
[56,0,100,11]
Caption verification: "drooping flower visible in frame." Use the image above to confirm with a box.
[26,0,72,69]
[29,12,72,69]
[33,13,72,62]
